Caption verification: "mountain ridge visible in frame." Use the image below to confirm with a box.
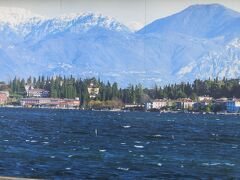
[137,4,240,38]
[0,4,239,86]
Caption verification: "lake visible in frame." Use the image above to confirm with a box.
[0,108,239,179]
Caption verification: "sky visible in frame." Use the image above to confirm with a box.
[0,0,240,30]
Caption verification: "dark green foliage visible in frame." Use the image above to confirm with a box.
[9,77,25,96]
[8,76,240,107]
[149,78,240,100]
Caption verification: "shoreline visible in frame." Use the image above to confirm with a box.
[1,106,240,116]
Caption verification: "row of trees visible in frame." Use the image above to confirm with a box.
[5,76,240,107]
[148,78,240,100]
[7,76,145,105]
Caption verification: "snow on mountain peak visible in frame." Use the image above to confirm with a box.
[57,12,101,21]
[55,11,129,32]
[0,7,129,37]
[0,7,45,27]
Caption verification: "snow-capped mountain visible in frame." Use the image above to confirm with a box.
[0,4,239,86]
[0,7,45,37]
[24,12,131,43]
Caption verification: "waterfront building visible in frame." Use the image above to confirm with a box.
[145,99,172,111]
[0,92,8,105]
[175,98,195,110]
[20,98,80,109]
[60,99,81,108]
[166,100,175,107]
[152,99,168,109]
[226,99,240,113]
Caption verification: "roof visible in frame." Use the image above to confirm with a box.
[176,98,194,102]
[152,99,168,102]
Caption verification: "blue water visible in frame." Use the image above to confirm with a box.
[0,108,239,179]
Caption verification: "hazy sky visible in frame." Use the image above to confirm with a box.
[0,0,240,30]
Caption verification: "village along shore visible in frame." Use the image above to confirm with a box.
[0,77,240,114]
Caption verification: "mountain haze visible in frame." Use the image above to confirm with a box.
[0,4,239,86]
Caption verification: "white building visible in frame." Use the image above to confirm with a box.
[26,89,49,98]
[176,98,195,110]
[152,99,167,109]
[20,98,80,108]
[25,84,49,98]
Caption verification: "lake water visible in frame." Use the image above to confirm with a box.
[0,108,239,179]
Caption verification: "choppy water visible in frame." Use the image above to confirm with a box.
[0,108,239,179]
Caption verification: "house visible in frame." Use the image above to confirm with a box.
[175,98,195,110]
[226,99,240,113]
[145,99,172,111]
[166,100,175,107]
[0,92,8,105]
[25,84,49,98]
[87,83,99,99]
[59,99,80,108]
[152,99,167,109]
[20,98,80,109]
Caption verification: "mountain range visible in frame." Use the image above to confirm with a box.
[0,4,240,87]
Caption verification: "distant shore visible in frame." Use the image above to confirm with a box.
[1,105,240,116]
